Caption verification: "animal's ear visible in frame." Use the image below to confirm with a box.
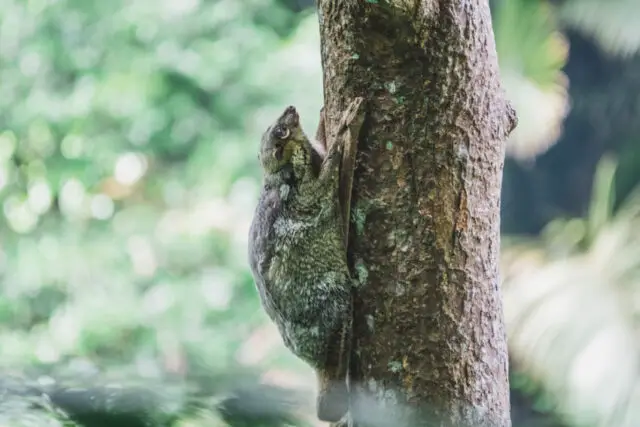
[274,144,285,161]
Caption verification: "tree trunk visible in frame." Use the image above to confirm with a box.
[316,1,517,426]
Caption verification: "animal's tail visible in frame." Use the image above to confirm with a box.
[316,374,349,423]
[316,308,353,423]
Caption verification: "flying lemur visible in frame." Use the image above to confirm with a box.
[248,98,365,422]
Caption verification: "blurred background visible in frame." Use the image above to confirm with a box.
[0,0,639,426]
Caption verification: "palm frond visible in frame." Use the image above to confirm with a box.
[559,0,640,57]
[502,161,640,426]
[493,0,570,161]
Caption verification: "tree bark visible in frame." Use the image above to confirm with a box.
[317,1,516,426]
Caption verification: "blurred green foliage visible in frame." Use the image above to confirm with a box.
[0,0,322,424]
[1,0,640,426]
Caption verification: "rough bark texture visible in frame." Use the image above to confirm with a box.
[317,1,516,426]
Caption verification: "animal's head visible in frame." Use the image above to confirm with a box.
[259,106,309,174]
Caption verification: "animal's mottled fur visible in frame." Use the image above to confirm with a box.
[249,101,364,422]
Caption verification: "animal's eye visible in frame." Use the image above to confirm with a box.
[274,125,290,140]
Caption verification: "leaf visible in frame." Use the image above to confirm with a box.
[502,181,640,426]
[493,0,570,161]
[586,156,618,244]
[559,0,640,57]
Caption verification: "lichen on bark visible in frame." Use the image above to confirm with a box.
[317,1,516,426]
